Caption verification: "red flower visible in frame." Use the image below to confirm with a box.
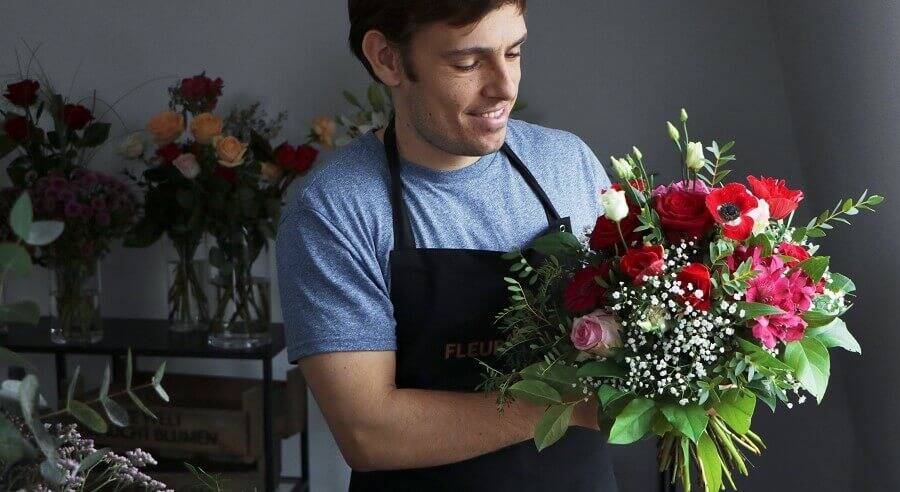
[653,189,714,243]
[676,263,712,311]
[275,143,297,168]
[564,263,610,313]
[294,144,319,173]
[590,184,642,251]
[3,79,40,107]
[620,244,665,286]
[155,143,181,163]
[213,165,236,183]
[747,176,803,220]
[776,242,810,268]
[62,104,94,130]
[705,183,758,241]
[627,179,647,192]
[3,116,29,141]
[179,74,224,107]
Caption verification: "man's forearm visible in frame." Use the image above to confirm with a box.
[353,388,558,472]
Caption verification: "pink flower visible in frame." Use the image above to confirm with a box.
[752,313,807,349]
[570,309,623,357]
[745,255,793,310]
[651,179,711,198]
[725,245,765,272]
[785,268,817,312]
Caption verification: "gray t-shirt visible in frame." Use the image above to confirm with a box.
[275,118,612,363]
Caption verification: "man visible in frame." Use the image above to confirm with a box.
[276,1,618,490]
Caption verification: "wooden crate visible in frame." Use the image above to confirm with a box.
[76,366,307,488]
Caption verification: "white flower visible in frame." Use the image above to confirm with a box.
[117,133,145,159]
[600,188,629,222]
[747,198,771,234]
[610,155,634,180]
[172,153,200,179]
[685,141,705,171]
[632,146,643,160]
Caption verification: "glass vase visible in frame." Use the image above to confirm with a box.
[49,259,102,344]
[207,237,271,349]
[166,237,210,333]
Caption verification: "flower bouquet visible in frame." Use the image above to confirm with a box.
[1,75,138,344]
[479,109,883,491]
[123,72,320,345]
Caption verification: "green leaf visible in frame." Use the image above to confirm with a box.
[368,84,386,113]
[509,379,561,405]
[608,397,656,444]
[40,459,66,485]
[25,220,64,246]
[101,397,130,427]
[0,345,37,372]
[342,90,363,109]
[79,122,111,147]
[697,431,723,492]
[75,448,109,476]
[828,273,855,294]
[806,318,860,354]
[520,362,578,394]
[127,389,158,420]
[738,338,792,372]
[0,413,36,464]
[784,338,830,403]
[715,389,755,435]
[576,360,626,379]
[10,192,33,240]
[0,134,17,160]
[126,348,133,390]
[0,242,33,277]
[735,301,784,319]
[534,404,574,451]
[528,231,582,257]
[19,375,58,461]
[798,256,830,283]
[801,310,837,329]
[0,300,40,325]
[68,400,108,434]
[597,384,627,410]
[66,366,81,408]
[661,403,708,443]
[100,364,111,400]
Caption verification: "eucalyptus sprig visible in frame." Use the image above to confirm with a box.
[796,190,884,239]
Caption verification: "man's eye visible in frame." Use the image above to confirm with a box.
[455,62,480,71]
[507,52,522,59]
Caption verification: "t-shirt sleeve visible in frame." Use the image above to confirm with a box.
[275,200,397,364]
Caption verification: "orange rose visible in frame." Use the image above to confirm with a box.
[190,112,223,144]
[312,115,336,149]
[213,135,248,167]
[260,162,283,181]
[147,111,184,145]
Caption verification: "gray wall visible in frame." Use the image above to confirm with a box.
[1,1,893,490]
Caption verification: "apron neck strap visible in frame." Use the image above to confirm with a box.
[385,115,563,250]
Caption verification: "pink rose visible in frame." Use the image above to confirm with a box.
[173,153,200,179]
[570,309,623,357]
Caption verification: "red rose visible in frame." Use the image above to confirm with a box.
[564,263,610,313]
[620,244,665,285]
[275,143,297,168]
[179,74,224,107]
[155,143,181,163]
[3,116,29,141]
[653,189,714,243]
[706,183,758,241]
[62,104,94,130]
[3,79,40,107]
[776,242,810,268]
[747,176,803,220]
[676,263,712,311]
[294,144,319,173]
[213,165,236,183]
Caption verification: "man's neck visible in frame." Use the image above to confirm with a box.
[375,118,480,172]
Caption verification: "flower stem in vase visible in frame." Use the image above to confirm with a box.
[50,261,102,344]
[208,251,271,349]
[167,238,210,333]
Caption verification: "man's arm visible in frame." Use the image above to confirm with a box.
[300,350,599,472]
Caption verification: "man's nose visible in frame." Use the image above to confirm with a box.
[484,57,518,100]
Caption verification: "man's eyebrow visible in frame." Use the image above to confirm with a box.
[441,32,527,57]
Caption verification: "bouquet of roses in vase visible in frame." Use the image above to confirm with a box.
[478,109,883,491]
[123,72,320,346]
[0,75,138,344]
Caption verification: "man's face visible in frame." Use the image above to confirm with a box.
[398,4,526,157]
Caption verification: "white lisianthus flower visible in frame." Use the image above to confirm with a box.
[600,188,629,222]
[611,156,634,180]
[667,121,680,142]
[632,146,643,160]
[684,141,705,171]
[116,133,144,159]
[747,198,771,234]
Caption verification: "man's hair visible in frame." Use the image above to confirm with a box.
[348,0,526,84]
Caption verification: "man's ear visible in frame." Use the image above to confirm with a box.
[361,30,404,87]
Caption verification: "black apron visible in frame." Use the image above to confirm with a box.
[348,118,618,491]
